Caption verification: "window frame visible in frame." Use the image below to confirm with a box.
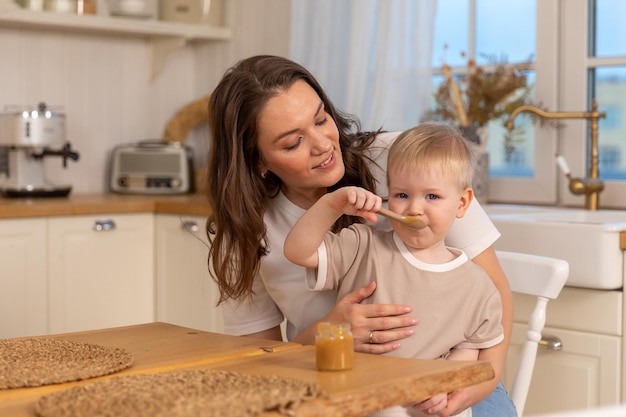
[560,0,626,209]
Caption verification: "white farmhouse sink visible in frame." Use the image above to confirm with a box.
[487,205,626,290]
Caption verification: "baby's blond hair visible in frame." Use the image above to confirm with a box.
[387,122,477,190]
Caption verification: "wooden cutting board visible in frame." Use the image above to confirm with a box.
[180,345,495,416]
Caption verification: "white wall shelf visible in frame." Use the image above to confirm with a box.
[0,8,232,80]
[0,8,232,40]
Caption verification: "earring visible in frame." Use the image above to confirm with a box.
[261,171,267,179]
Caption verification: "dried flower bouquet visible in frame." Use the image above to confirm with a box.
[423,53,535,147]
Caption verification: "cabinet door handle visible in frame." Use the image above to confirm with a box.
[539,334,562,351]
[93,219,116,231]
[182,220,199,233]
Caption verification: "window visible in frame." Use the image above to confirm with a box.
[433,0,626,208]
[433,0,558,205]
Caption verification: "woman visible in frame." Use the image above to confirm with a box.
[206,55,515,417]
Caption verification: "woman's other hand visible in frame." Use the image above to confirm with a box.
[330,281,418,354]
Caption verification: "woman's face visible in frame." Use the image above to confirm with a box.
[256,80,344,208]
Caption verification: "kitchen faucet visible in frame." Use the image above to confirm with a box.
[504,100,607,210]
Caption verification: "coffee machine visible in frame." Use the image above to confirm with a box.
[0,102,79,197]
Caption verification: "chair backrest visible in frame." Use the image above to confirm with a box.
[496,250,569,417]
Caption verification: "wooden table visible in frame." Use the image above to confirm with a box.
[0,322,495,416]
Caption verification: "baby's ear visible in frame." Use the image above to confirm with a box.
[456,188,474,218]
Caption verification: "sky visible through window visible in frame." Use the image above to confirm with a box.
[432,0,536,68]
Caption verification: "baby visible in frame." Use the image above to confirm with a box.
[285,122,503,417]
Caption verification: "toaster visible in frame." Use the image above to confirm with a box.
[109,140,195,194]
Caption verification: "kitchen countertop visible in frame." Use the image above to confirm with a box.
[0,193,212,219]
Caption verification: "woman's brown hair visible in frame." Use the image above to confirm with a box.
[207,55,380,303]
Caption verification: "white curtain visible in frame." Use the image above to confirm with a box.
[289,0,437,132]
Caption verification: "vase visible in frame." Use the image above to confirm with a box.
[472,150,490,204]
[459,125,489,204]
[459,125,482,145]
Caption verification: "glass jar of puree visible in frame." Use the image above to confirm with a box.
[315,322,354,371]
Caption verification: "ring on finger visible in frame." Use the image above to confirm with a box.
[369,331,374,344]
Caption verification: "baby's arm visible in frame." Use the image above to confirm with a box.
[447,347,480,362]
[284,186,382,269]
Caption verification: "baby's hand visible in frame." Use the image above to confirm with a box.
[411,392,448,415]
[331,186,382,222]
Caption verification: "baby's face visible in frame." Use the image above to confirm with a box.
[387,166,469,251]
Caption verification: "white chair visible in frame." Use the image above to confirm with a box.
[497,250,569,417]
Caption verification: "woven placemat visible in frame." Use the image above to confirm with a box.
[35,369,321,417]
[0,338,133,389]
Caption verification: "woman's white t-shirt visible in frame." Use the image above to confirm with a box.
[222,131,501,340]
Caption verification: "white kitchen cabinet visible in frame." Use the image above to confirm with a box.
[155,214,223,333]
[503,288,622,415]
[48,213,155,333]
[0,218,48,338]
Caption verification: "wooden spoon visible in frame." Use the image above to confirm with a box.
[377,207,427,229]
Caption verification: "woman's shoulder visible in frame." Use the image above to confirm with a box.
[364,131,401,198]
[446,200,501,259]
